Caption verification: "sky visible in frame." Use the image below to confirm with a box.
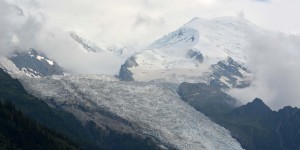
[4,0,300,47]
[1,0,300,109]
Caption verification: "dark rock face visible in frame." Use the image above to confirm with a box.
[70,32,98,53]
[230,98,272,119]
[178,81,300,150]
[225,100,300,150]
[182,95,300,150]
[209,57,250,89]
[9,49,64,77]
[209,76,231,89]
[275,106,300,150]
[186,49,203,63]
[119,56,138,81]
[178,82,241,115]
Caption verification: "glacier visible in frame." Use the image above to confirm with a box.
[20,75,243,150]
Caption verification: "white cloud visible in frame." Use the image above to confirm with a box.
[229,32,300,110]
[6,0,299,48]
[0,0,42,55]
[1,0,300,108]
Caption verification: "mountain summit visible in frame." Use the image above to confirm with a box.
[119,17,256,88]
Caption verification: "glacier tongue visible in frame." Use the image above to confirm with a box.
[20,75,243,150]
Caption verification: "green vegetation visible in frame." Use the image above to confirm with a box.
[0,100,79,150]
[0,69,162,150]
[0,69,96,149]
[211,99,300,150]
[212,99,280,150]
[178,82,300,150]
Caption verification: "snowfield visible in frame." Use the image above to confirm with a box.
[123,17,261,84]
[129,49,212,83]
[20,75,243,150]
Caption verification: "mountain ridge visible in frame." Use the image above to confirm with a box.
[119,17,255,88]
[0,49,64,78]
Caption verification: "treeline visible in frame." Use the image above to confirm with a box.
[0,68,162,150]
[0,99,79,150]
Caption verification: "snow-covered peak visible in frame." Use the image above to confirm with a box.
[119,17,259,87]
[149,27,199,51]
[149,17,261,64]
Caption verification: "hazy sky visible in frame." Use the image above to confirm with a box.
[5,0,300,47]
[1,0,300,109]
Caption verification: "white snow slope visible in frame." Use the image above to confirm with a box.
[20,75,243,150]
[70,31,137,57]
[126,17,261,83]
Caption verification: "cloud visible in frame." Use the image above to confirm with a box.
[133,14,165,28]
[1,0,300,108]
[0,0,42,55]
[254,0,270,2]
[228,32,300,110]
[33,26,126,74]
[4,0,298,49]
[0,0,126,75]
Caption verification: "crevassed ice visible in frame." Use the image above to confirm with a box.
[20,75,243,150]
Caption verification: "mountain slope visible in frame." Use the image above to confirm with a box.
[0,68,96,149]
[20,75,243,150]
[180,93,300,150]
[70,32,105,53]
[119,17,256,88]
[70,32,137,58]
[0,100,79,150]
[0,49,64,78]
[0,68,165,150]
[178,82,242,116]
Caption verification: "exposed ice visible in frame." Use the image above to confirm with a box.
[20,75,243,150]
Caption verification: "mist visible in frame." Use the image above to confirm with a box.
[228,32,300,110]
[0,0,126,74]
[34,26,126,74]
[1,0,300,108]
[0,0,42,56]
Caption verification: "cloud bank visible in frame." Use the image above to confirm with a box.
[1,0,300,109]
[1,0,126,74]
[229,32,300,109]
[8,0,299,47]
[0,0,42,55]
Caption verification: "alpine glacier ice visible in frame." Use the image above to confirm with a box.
[20,75,243,150]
